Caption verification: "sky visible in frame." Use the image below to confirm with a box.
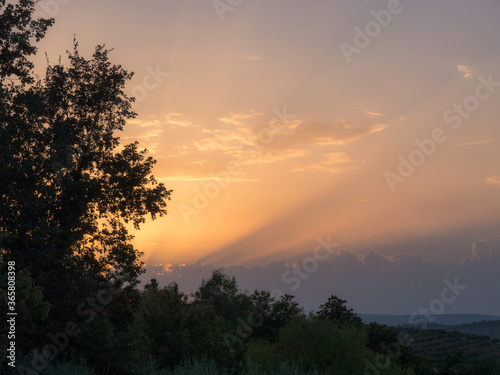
[141,240,500,314]
[31,0,500,312]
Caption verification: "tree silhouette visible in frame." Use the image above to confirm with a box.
[0,0,53,84]
[0,1,171,369]
[316,295,363,326]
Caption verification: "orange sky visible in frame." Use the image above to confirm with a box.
[33,0,500,266]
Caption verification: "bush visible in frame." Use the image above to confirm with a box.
[247,318,367,374]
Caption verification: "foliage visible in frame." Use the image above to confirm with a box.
[316,295,363,327]
[0,0,53,84]
[250,290,303,341]
[0,1,171,372]
[279,318,367,374]
[193,269,252,323]
[247,318,366,374]
[0,267,50,371]
[136,278,232,370]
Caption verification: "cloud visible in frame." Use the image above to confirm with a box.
[456,140,492,146]
[141,241,500,315]
[471,240,492,262]
[128,113,389,179]
[484,176,500,186]
[293,152,354,174]
[218,111,265,127]
[194,129,253,152]
[242,56,262,61]
[158,176,259,182]
[303,122,388,146]
[165,113,195,128]
[167,145,190,158]
[135,127,164,154]
[192,116,388,174]
[365,111,384,118]
[129,119,162,128]
[137,128,163,139]
[241,149,308,165]
[457,65,477,78]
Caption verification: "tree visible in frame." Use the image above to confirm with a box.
[1,40,171,287]
[135,282,189,369]
[0,266,50,372]
[367,322,399,353]
[193,269,252,323]
[250,290,303,341]
[192,270,253,367]
[0,0,53,84]
[0,1,171,371]
[316,295,363,326]
[265,318,368,374]
[136,280,239,371]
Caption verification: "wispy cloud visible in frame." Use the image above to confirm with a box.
[129,113,389,178]
[365,111,384,118]
[129,119,162,128]
[137,128,163,139]
[457,65,477,78]
[484,176,500,186]
[456,140,492,146]
[310,122,388,146]
[167,145,190,158]
[218,111,265,127]
[194,129,252,152]
[166,113,195,128]
[293,152,354,174]
[158,176,259,182]
[241,149,308,165]
[242,56,262,61]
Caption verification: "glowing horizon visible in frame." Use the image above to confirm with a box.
[33,0,500,266]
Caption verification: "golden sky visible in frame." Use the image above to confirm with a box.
[33,0,500,266]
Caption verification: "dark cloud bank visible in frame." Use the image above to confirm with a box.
[141,240,500,316]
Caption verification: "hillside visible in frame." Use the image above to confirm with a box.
[360,313,500,327]
[426,320,500,340]
[395,327,500,369]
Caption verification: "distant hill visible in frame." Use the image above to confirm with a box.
[394,327,500,368]
[359,314,500,327]
[425,320,500,340]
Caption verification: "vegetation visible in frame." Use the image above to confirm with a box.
[396,327,500,373]
[423,320,500,341]
[0,2,499,374]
